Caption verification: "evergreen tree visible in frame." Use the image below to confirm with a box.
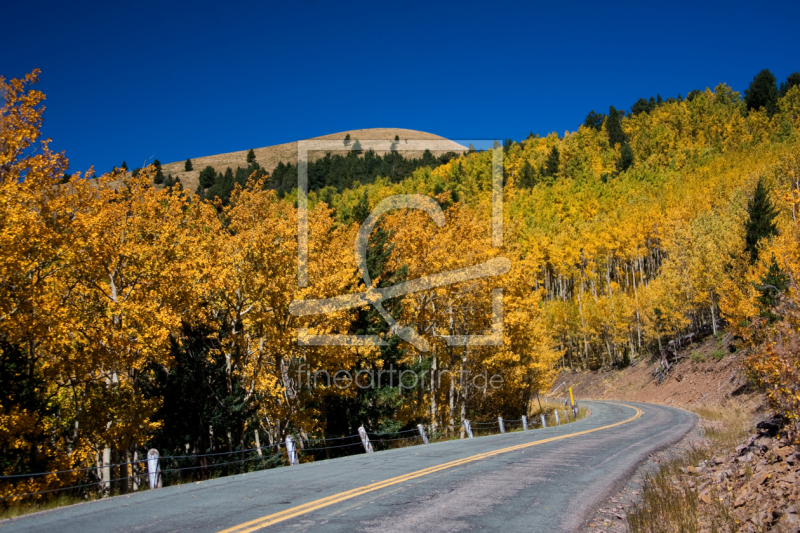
[616,143,634,173]
[757,256,789,319]
[543,146,559,177]
[121,161,128,171]
[199,166,216,188]
[780,72,800,97]
[185,159,193,171]
[352,190,370,224]
[246,149,256,164]
[606,106,625,147]
[686,90,702,102]
[518,160,536,188]
[153,159,164,184]
[344,133,351,143]
[744,178,779,263]
[394,135,399,141]
[583,110,606,130]
[744,69,779,117]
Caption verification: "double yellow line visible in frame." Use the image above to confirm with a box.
[220,403,642,533]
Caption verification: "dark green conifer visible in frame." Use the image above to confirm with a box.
[745,69,779,117]
[744,178,779,263]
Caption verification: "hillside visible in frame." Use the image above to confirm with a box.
[150,127,466,193]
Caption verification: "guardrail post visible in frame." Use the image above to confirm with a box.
[417,424,429,444]
[540,414,546,428]
[286,435,299,465]
[555,410,560,425]
[463,419,474,438]
[564,409,569,422]
[522,416,528,431]
[147,449,161,489]
[498,417,505,434]
[358,426,373,453]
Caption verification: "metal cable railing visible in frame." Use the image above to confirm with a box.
[2,402,582,502]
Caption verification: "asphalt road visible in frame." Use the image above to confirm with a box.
[1,401,696,533]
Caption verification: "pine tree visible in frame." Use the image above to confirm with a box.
[153,159,164,185]
[616,143,634,173]
[519,160,536,188]
[606,106,625,147]
[185,159,193,171]
[246,149,256,164]
[121,161,128,171]
[780,72,800,97]
[352,190,370,224]
[757,256,789,318]
[745,69,779,117]
[744,178,779,263]
[543,146,559,177]
[583,110,606,130]
[199,166,216,188]
[394,135,399,141]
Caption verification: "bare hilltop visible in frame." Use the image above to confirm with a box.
[154,128,467,193]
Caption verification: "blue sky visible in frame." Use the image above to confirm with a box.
[2,0,798,175]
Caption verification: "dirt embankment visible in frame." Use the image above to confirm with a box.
[553,332,759,413]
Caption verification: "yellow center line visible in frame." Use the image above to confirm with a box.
[219,403,643,533]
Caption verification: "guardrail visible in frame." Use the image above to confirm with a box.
[1,398,581,503]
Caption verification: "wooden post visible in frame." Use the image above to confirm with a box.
[541,414,546,428]
[498,417,505,434]
[358,426,373,453]
[463,420,474,439]
[286,435,299,465]
[522,416,528,431]
[417,424,429,445]
[254,429,263,457]
[147,449,160,489]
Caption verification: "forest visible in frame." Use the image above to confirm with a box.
[1,67,799,503]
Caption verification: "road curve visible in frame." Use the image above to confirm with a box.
[1,401,696,533]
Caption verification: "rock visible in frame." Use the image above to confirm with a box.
[776,446,795,460]
[757,415,788,437]
[714,456,725,464]
[753,471,772,486]
[779,473,798,484]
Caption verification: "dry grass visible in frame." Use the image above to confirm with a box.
[626,403,755,533]
[109,127,466,194]
[0,492,101,521]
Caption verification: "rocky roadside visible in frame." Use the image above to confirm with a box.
[688,424,799,532]
[579,417,800,532]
